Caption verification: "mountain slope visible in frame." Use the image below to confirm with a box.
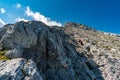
[0,21,119,80]
[64,22,120,80]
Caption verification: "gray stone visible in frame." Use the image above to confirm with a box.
[5,47,23,59]
[0,58,42,80]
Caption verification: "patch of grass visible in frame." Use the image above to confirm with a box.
[103,45,111,50]
[0,50,7,56]
[0,50,10,61]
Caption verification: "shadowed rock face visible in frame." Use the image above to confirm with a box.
[0,21,104,80]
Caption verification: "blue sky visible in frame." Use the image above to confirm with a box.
[0,0,120,33]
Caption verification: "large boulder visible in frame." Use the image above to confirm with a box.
[0,58,42,80]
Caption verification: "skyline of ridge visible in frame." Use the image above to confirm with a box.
[0,0,120,34]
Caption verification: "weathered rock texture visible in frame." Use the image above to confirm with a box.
[0,21,119,80]
[0,58,42,80]
[64,22,120,80]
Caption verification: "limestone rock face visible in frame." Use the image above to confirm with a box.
[0,21,48,50]
[5,47,23,58]
[0,58,42,80]
[0,21,119,80]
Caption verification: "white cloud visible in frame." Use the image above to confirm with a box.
[0,8,6,14]
[16,3,21,8]
[0,18,6,27]
[25,6,62,26]
[15,17,28,22]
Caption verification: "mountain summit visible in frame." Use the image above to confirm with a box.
[0,21,120,80]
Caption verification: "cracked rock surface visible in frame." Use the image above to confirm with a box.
[0,58,42,80]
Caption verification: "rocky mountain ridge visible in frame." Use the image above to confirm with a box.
[0,21,119,80]
[64,22,120,80]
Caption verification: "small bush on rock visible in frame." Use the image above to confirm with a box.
[0,50,10,60]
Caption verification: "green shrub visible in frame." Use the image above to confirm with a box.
[103,45,111,50]
[0,50,10,60]
[0,50,7,56]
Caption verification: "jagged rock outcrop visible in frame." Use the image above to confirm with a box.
[0,21,104,80]
[0,58,42,80]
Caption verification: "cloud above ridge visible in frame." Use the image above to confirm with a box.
[0,18,6,27]
[0,8,6,14]
[16,17,28,22]
[25,6,62,26]
[16,3,22,8]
